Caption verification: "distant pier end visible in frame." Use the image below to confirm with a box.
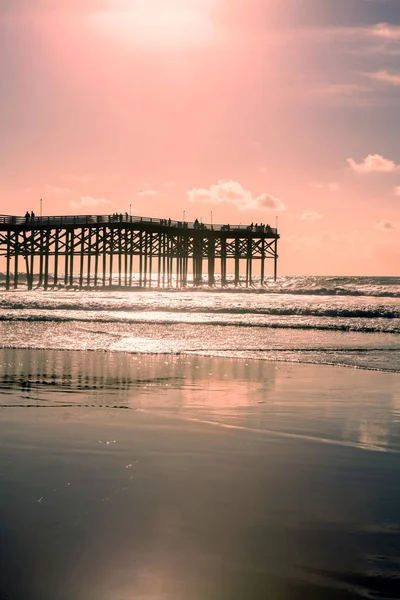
[0,214,280,289]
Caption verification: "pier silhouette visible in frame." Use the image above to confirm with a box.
[0,213,279,289]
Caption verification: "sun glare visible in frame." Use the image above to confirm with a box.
[92,0,218,46]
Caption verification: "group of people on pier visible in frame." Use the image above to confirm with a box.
[193,219,208,230]
[17,212,274,234]
[247,222,272,232]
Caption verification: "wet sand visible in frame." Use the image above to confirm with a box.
[0,349,400,599]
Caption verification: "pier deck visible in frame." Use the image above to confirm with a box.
[0,213,279,289]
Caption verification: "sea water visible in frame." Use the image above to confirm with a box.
[0,275,399,372]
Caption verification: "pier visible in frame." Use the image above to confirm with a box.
[0,214,279,289]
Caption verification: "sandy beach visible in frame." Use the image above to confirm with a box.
[1,349,399,599]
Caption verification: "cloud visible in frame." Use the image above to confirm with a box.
[347,154,399,173]
[46,185,70,194]
[367,70,400,86]
[372,23,400,41]
[394,186,400,196]
[310,82,375,108]
[138,189,157,196]
[311,182,340,192]
[257,194,286,211]
[70,196,111,209]
[301,211,323,221]
[187,180,286,212]
[376,219,396,231]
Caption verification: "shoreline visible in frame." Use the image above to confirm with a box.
[1,345,400,375]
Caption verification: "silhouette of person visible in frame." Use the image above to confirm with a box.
[30,211,35,221]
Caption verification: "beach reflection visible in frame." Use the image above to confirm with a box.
[0,350,400,599]
[0,348,399,452]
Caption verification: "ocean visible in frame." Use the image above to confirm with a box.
[1,275,399,372]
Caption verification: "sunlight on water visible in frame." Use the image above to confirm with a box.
[0,276,399,371]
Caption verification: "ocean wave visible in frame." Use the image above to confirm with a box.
[1,285,400,298]
[1,301,400,319]
[1,274,400,298]
[0,314,399,334]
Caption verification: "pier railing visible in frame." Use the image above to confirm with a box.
[0,214,277,235]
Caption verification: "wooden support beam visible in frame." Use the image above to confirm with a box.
[94,229,100,287]
[102,227,107,287]
[208,237,215,287]
[129,229,134,287]
[234,238,240,287]
[29,231,35,290]
[23,231,31,289]
[157,233,162,288]
[118,228,122,287]
[64,230,69,286]
[274,238,278,282]
[148,232,153,289]
[162,234,166,288]
[44,229,50,290]
[109,229,114,287]
[69,229,75,286]
[39,230,44,287]
[221,237,226,288]
[124,229,128,287]
[79,228,85,288]
[139,231,143,287]
[261,238,265,286]
[13,231,19,289]
[87,228,92,287]
[54,229,59,287]
[6,232,11,290]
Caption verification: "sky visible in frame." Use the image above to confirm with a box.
[0,0,400,275]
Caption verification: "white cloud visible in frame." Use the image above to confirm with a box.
[376,219,396,231]
[311,182,340,192]
[347,154,399,173]
[311,83,374,107]
[257,193,286,211]
[46,185,70,194]
[367,70,400,86]
[301,211,323,221]
[70,196,111,209]
[138,189,157,196]
[372,23,400,41]
[187,180,286,212]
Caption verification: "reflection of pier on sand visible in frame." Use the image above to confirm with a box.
[1,347,399,453]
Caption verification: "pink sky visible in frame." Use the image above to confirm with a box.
[1,0,400,275]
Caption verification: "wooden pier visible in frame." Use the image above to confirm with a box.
[0,214,279,289]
